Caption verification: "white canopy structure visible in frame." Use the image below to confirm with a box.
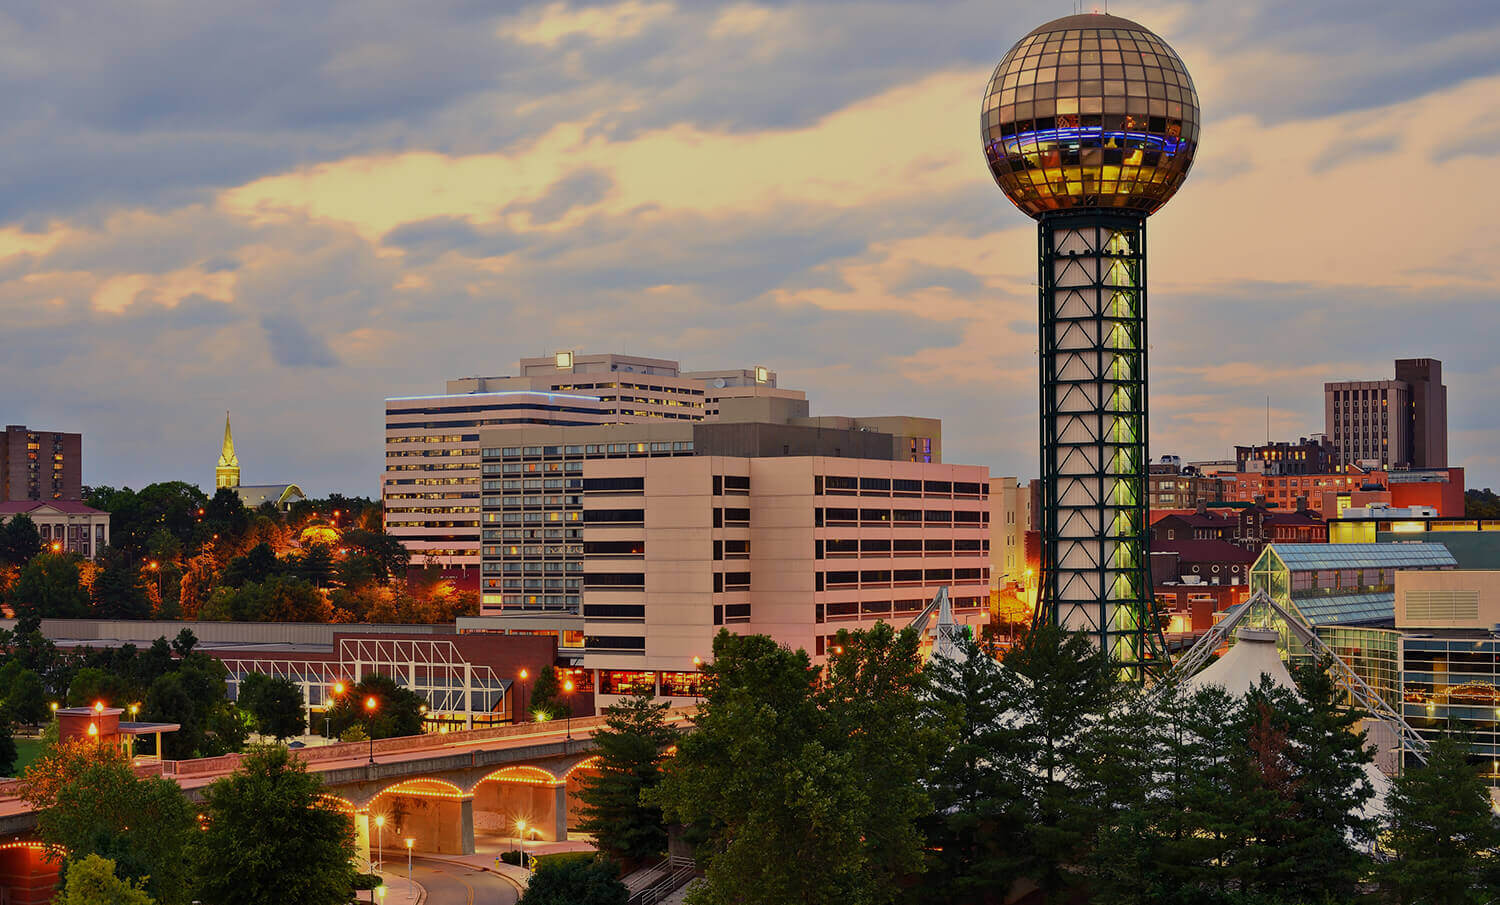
[1186,627,1298,696]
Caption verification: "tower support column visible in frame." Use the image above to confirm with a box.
[1036,210,1163,677]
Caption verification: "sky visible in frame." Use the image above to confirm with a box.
[2,0,1498,497]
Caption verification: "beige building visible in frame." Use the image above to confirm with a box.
[386,353,942,573]
[461,431,990,705]
[990,476,1032,587]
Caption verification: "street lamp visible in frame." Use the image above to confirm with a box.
[563,679,574,741]
[366,696,378,764]
[374,815,385,872]
[515,819,526,868]
[518,669,529,724]
[404,838,415,898]
[326,681,346,739]
[147,561,162,599]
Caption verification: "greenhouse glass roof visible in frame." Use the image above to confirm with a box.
[1268,542,1456,572]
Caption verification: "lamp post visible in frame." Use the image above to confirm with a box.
[518,669,529,724]
[516,819,526,868]
[374,815,385,873]
[366,696,378,764]
[147,561,161,600]
[563,679,574,741]
[404,838,414,898]
[326,681,345,740]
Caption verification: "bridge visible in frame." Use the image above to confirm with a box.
[0,708,695,875]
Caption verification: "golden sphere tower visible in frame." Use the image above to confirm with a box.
[981,13,1200,676]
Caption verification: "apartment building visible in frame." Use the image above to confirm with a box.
[1,424,82,502]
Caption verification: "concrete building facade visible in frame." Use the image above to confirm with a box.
[1,425,81,503]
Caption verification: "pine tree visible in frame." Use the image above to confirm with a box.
[1382,734,1500,904]
[529,665,563,721]
[919,635,1031,904]
[1002,621,1115,901]
[574,694,680,862]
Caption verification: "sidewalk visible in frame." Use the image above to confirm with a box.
[363,869,425,904]
[414,840,598,895]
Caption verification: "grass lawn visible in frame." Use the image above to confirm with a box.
[13,736,44,775]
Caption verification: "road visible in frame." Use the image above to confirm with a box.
[410,855,519,905]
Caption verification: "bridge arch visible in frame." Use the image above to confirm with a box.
[366,779,473,857]
[471,764,568,845]
[562,756,603,832]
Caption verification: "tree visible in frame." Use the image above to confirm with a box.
[655,627,932,905]
[238,673,307,741]
[0,513,42,566]
[193,746,357,905]
[575,695,680,862]
[9,552,90,618]
[517,855,628,905]
[66,666,135,708]
[58,854,157,905]
[92,549,151,619]
[0,713,16,776]
[323,673,425,740]
[919,637,1031,905]
[0,661,49,724]
[529,664,564,721]
[24,741,195,904]
[1001,621,1116,901]
[1382,734,1500,904]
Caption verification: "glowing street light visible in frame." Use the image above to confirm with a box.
[93,701,104,714]
[374,815,385,872]
[404,838,415,897]
[366,697,379,764]
[515,819,527,868]
[563,678,575,741]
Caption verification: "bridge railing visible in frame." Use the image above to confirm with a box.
[164,705,698,778]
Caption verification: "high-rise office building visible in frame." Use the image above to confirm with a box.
[1325,359,1447,470]
[1,424,82,502]
[982,12,1200,673]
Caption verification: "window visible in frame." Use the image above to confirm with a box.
[659,672,703,698]
[583,604,646,618]
[583,572,646,588]
[582,477,645,492]
[583,541,645,556]
[599,670,656,694]
[583,509,645,523]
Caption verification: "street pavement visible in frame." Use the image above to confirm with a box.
[409,855,520,905]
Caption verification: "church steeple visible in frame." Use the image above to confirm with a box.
[215,411,240,489]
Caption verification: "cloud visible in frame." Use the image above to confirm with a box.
[0,0,1497,494]
[260,314,340,368]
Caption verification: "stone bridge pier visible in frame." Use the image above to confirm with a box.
[319,746,602,859]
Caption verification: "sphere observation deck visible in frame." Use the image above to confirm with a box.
[981,13,1199,219]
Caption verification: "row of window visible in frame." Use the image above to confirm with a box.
[484,442,696,457]
[818,538,987,556]
[816,476,986,497]
[816,568,988,590]
[816,508,987,526]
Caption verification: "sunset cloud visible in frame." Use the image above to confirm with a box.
[0,0,1496,493]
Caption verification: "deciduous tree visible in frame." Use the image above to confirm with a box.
[238,673,307,741]
[193,745,357,905]
[58,854,156,905]
[517,854,628,905]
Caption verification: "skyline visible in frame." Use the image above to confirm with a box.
[2,0,1498,495]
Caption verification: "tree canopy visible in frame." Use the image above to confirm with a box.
[193,745,357,905]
